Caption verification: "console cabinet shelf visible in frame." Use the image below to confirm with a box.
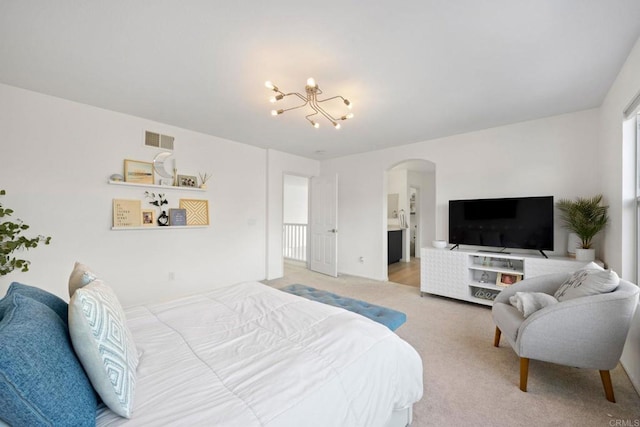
[420,248,595,306]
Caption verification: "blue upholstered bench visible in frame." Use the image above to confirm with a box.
[280,284,407,331]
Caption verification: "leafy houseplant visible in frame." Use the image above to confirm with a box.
[0,190,51,276]
[556,194,609,258]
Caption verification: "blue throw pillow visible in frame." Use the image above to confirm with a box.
[0,282,68,324]
[0,294,97,427]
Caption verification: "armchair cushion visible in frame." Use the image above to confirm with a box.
[554,266,619,301]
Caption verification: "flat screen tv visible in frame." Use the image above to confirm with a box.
[448,196,554,257]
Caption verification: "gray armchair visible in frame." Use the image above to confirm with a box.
[492,272,639,402]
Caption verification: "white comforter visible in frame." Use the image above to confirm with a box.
[96,281,423,426]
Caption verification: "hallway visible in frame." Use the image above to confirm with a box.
[387,257,420,287]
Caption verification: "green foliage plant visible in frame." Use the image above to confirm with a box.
[556,194,609,250]
[0,189,51,275]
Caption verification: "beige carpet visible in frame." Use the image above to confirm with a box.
[263,262,640,427]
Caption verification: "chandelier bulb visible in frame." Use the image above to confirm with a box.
[344,99,352,109]
[271,109,284,116]
[311,121,319,128]
[307,77,316,87]
[265,81,275,90]
[333,122,341,130]
[341,113,354,120]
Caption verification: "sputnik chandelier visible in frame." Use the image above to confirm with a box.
[265,78,353,129]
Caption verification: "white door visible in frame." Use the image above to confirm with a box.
[310,174,338,277]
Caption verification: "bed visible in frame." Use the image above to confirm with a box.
[0,276,423,427]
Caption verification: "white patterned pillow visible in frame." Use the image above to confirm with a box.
[69,280,138,418]
[554,264,619,302]
[68,261,99,297]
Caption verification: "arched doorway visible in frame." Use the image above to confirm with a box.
[385,159,436,286]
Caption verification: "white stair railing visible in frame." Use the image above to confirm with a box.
[283,223,307,262]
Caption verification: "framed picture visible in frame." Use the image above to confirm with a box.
[179,199,209,225]
[141,210,155,226]
[169,208,187,226]
[496,272,522,287]
[113,199,142,227]
[177,174,198,188]
[124,160,154,184]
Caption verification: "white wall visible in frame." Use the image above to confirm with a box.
[321,108,600,280]
[266,149,320,279]
[0,84,267,306]
[598,37,640,394]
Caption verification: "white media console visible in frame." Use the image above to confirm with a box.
[420,247,596,306]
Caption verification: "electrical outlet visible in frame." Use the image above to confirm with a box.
[359,256,365,263]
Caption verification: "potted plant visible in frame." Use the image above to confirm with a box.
[1,190,52,276]
[556,194,609,261]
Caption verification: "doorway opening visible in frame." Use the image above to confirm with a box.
[385,159,436,287]
[283,174,309,263]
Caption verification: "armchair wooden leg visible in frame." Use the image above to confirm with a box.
[599,370,616,403]
[493,327,501,347]
[520,358,529,392]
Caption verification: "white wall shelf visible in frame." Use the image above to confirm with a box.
[111,225,208,231]
[108,180,205,192]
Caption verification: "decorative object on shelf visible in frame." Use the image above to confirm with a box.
[124,159,154,184]
[556,194,609,262]
[473,288,497,301]
[198,172,211,189]
[265,78,353,129]
[496,272,521,287]
[152,152,174,179]
[0,189,51,275]
[479,272,490,283]
[141,210,155,226]
[431,240,447,249]
[157,211,169,226]
[168,208,187,226]
[113,199,142,227]
[144,191,168,207]
[177,174,197,188]
[109,174,124,182]
[179,199,209,225]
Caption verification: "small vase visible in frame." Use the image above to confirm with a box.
[157,210,169,226]
[575,248,595,262]
[567,233,581,257]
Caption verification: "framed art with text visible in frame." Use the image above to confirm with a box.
[113,199,142,227]
[169,208,187,226]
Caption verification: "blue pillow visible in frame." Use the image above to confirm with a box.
[0,294,97,426]
[0,282,68,324]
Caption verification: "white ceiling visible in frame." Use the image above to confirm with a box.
[2,1,640,160]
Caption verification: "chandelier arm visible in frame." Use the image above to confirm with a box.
[305,110,319,125]
[286,92,308,102]
[310,96,338,122]
[281,101,309,113]
[316,95,346,103]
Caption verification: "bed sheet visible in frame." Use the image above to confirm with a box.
[96,281,423,426]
